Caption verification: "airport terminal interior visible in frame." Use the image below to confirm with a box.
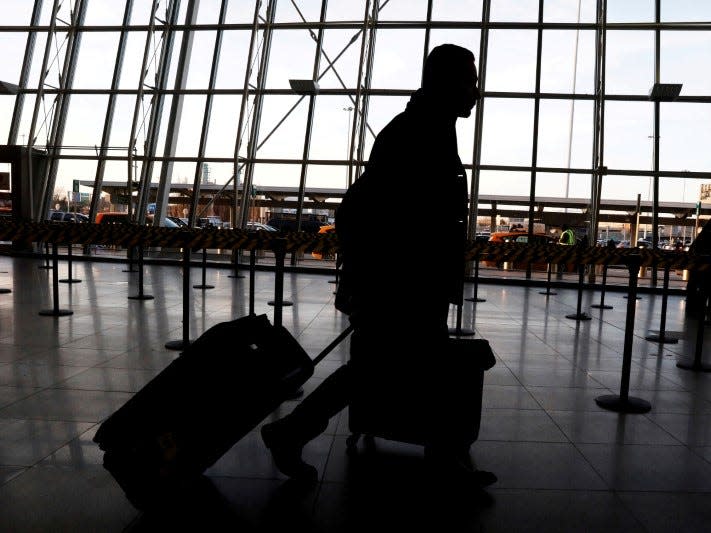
[2,1,711,531]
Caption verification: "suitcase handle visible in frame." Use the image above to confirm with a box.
[312,324,354,366]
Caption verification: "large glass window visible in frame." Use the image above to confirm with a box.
[485,30,539,93]
[605,31,655,95]
[661,31,711,97]
[659,103,711,173]
[480,98,534,167]
[0,0,708,277]
[604,101,654,172]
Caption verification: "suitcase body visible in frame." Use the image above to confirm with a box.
[93,314,314,510]
[346,337,494,451]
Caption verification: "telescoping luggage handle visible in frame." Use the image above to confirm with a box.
[312,324,354,367]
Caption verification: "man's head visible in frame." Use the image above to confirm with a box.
[422,44,480,118]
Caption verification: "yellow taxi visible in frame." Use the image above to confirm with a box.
[482,228,557,271]
[311,224,336,260]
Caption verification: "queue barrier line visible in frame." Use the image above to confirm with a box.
[4,221,711,384]
[1,220,710,272]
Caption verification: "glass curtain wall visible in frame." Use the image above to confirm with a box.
[1,0,710,282]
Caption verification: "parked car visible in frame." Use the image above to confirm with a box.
[145,214,181,228]
[96,212,178,227]
[197,216,225,228]
[311,224,336,260]
[48,211,89,223]
[267,215,326,233]
[166,216,190,228]
[245,222,278,232]
[482,229,558,271]
[95,212,132,224]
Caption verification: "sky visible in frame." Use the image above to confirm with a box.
[1,0,710,210]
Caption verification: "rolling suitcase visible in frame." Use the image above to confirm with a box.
[93,313,352,510]
[346,337,495,452]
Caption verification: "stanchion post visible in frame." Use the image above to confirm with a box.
[39,243,73,317]
[123,245,138,273]
[268,238,293,308]
[272,238,286,328]
[193,248,215,290]
[676,278,711,371]
[595,254,652,413]
[465,252,486,303]
[229,248,245,279]
[449,269,475,336]
[566,262,591,321]
[249,249,256,316]
[646,264,677,344]
[128,245,154,301]
[540,261,557,296]
[591,263,613,310]
[38,241,52,269]
[165,244,192,350]
[59,242,81,284]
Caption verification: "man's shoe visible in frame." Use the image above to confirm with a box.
[424,447,497,488]
[261,421,317,482]
[469,469,498,487]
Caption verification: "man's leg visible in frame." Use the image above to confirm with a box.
[262,363,354,480]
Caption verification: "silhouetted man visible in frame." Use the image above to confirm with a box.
[262,44,495,487]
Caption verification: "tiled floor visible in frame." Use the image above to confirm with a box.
[0,254,710,532]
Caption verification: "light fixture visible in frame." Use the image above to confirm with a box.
[0,80,19,95]
[288,79,320,95]
[648,83,682,102]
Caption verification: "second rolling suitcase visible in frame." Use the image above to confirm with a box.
[346,337,496,451]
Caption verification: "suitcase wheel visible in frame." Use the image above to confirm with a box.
[346,433,376,455]
[362,434,376,452]
[346,433,360,454]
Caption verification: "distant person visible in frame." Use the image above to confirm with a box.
[686,219,711,312]
[261,44,496,488]
[559,224,576,245]
[556,224,575,278]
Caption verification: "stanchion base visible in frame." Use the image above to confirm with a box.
[193,284,215,290]
[59,278,82,284]
[39,309,73,317]
[676,358,711,372]
[645,334,679,344]
[566,313,592,321]
[165,339,190,351]
[465,297,486,303]
[268,300,294,307]
[128,294,155,300]
[591,304,613,309]
[0,288,11,294]
[595,394,651,413]
[539,290,557,295]
[448,327,476,337]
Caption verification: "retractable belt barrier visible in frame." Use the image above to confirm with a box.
[464,241,711,272]
[0,221,339,256]
[0,220,709,272]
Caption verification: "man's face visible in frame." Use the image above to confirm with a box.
[454,60,480,118]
